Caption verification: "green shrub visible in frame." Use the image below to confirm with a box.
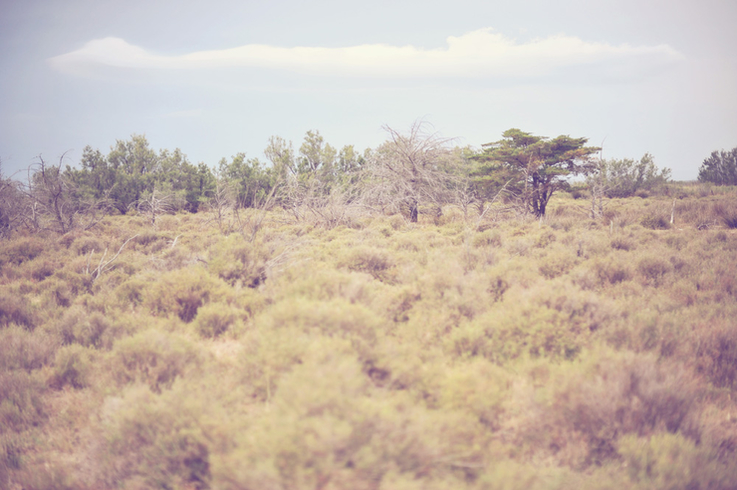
[48,344,93,389]
[108,329,203,392]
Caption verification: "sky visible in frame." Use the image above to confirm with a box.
[1,0,736,181]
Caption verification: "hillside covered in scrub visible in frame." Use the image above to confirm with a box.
[2,179,737,489]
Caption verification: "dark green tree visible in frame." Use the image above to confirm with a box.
[473,129,599,216]
[66,135,215,214]
[217,153,274,208]
[698,147,737,185]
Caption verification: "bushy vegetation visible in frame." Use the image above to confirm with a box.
[1,176,737,488]
[1,125,735,488]
[698,146,737,186]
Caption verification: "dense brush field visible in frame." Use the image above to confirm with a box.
[2,185,737,490]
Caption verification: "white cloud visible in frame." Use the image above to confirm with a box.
[49,28,682,81]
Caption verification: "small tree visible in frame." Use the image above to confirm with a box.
[366,121,459,222]
[473,129,599,217]
[595,153,671,198]
[130,189,179,230]
[698,147,737,185]
[21,154,80,233]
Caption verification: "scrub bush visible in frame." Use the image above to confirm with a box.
[0,370,45,431]
[54,306,114,349]
[146,267,229,322]
[48,344,93,389]
[86,383,212,490]
[0,236,45,266]
[472,229,503,248]
[0,293,37,329]
[0,326,57,371]
[192,302,242,338]
[692,319,737,390]
[637,255,672,285]
[108,329,203,392]
[338,246,395,281]
[618,433,737,489]
[526,351,699,467]
[208,234,268,287]
[641,213,671,230]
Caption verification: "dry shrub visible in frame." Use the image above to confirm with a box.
[450,287,595,364]
[525,351,699,468]
[535,229,557,248]
[692,319,737,390]
[48,344,93,390]
[618,433,737,489]
[239,327,317,401]
[610,236,635,251]
[208,234,268,288]
[472,229,503,248]
[0,326,58,371]
[0,293,37,330]
[146,267,229,322]
[433,359,511,429]
[712,201,737,229]
[0,370,46,432]
[637,255,672,286]
[85,383,211,490]
[641,213,671,230]
[192,302,243,339]
[54,306,115,349]
[221,349,487,489]
[0,236,45,266]
[257,297,380,350]
[538,248,577,279]
[338,246,395,281]
[71,235,103,255]
[591,257,634,286]
[108,329,203,393]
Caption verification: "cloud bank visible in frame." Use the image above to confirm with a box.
[49,28,682,82]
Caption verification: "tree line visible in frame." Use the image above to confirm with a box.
[0,122,676,236]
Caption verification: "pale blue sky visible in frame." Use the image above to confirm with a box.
[1,0,735,180]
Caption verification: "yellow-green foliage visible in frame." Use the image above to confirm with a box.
[108,329,204,392]
[2,193,737,489]
[146,267,230,322]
